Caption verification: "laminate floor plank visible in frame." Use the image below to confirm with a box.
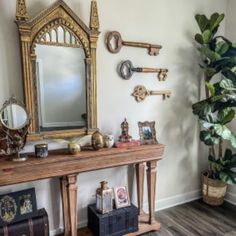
[142,200,236,236]
[182,202,235,233]
[174,205,228,234]
[163,208,205,235]
[189,201,236,229]
[156,212,194,236]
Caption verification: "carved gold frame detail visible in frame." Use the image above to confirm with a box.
[15,0,100,140]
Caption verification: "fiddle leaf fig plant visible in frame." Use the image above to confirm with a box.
[192,13,236,184]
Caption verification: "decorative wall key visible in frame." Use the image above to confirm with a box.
[106,31,162,56]
[119,60,168,81]
[132,85,171,102]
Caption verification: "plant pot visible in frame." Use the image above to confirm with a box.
[201,172,227,206]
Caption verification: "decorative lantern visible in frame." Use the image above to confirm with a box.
[96,181,113,214]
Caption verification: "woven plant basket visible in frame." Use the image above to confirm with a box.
[202,172,227,206]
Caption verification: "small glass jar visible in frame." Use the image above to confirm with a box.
[35,144,48,158]
[96,181,113,214]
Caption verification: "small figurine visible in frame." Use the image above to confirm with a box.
[119,118,132,142]
[104,134,114,148]
[92,130,104,150]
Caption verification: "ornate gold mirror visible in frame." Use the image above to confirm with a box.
[15,0,100,140]
[0,97,30,161]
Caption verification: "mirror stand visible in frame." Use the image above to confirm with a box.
[13,154,28,162]
[0,97,30,161]
[12,128,29,162]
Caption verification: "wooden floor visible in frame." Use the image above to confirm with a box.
[146,199,236,236]
[71,199,236,236]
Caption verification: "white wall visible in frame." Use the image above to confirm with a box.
[226,0,236,201]
[0,0,228,234]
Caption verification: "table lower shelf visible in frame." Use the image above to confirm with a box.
[126,213,161,236]
[58,214,161,236]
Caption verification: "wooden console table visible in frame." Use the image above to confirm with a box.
[0,144,164,236]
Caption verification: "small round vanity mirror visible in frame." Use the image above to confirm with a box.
[0,97,30,161]
[1,104,29,130]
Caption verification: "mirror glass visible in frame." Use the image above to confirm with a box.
[1,104,28,130]
[35,45,86,132]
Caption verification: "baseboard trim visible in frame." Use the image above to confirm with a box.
[50,220,89,236]
[225,191,236,205]
[50,228,63,236]
[143,189,201,212]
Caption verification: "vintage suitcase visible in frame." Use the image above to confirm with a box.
[88,203,138,236]
[0,208,49,236]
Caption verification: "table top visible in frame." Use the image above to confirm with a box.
[0,144,165,186]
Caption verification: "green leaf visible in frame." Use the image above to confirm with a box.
[220,78,236,91]
[215,41,230,55]
[222,70,236,84]
[210,94,225,102]
[230,154,236,164]
[208,155,216,162]
[200,130,220,146]
[192,100,212,120]
[195,14,209,33]
[223,149,233,160]
[206,82,215,96]
[205,68,217,77]
[218,108,235,124]
[202,30,212,44]
[213,58,236,71]
[214,124,231,138]
[195,34,204,44]
[199,47,221,61]
[219,171,236,184]
[209,13,225,32]
[213,124,236,148]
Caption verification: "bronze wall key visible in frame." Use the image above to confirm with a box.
[132,85,171,102]
[106,31,162,56]
[119,60,168,80]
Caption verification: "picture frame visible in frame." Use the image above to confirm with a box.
[113,186,130,209]
[0,188,37,226]
[138,121,158,145]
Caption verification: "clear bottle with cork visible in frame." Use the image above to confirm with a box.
[96,181,113,214]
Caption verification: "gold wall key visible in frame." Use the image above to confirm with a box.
[132,85,171,102]
[119,60,168,80]
[106,31,162,56]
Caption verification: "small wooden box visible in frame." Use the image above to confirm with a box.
[88,203,138,236]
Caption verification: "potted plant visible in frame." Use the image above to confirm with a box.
[192,13,236,205]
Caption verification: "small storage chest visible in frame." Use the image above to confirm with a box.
[88,203,138,236]
[0,208,49,236]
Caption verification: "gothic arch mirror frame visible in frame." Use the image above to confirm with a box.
[15,0,100,140]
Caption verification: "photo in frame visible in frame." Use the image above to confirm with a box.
[138,121,158,145]
[0,188,37,226]
[113,186,130,209]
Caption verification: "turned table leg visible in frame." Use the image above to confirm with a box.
[60,176,70,236]
[61,175,78,236]
[135,163,145,215]
[67,174,78,236]
[146,161,157,225]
